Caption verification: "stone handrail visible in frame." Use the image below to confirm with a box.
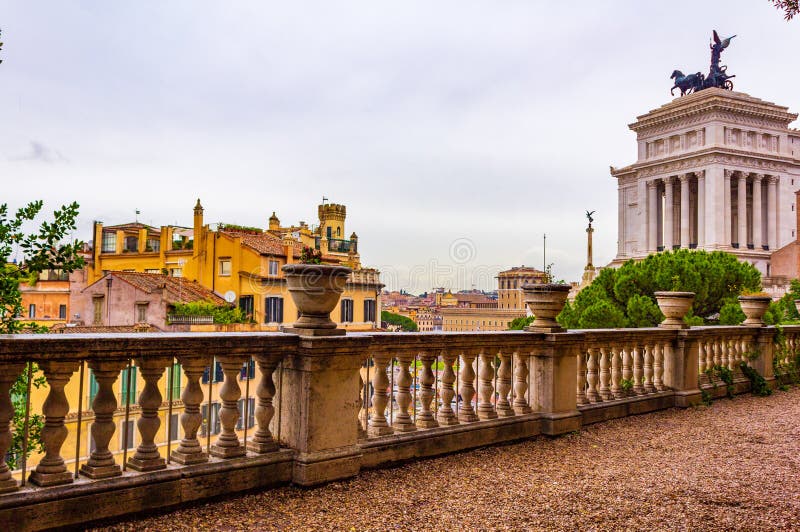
[0,325,786,529]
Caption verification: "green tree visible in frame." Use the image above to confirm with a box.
[1,201,84,468]
[381,311,418,331]
[507,316,534,330]
[560,250,761,329]
[171,300,246,324]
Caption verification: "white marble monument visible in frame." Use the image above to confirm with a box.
[611,88,800,276]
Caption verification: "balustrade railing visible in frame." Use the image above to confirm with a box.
[0,325,783,529]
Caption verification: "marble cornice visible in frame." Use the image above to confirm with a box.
[629,90,797,136]
[611,146,795,179]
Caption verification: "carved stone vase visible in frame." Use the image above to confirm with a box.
[738,295,772,327]
[654,291,695,329]
[282,264,351,336]
[522,284,571,333]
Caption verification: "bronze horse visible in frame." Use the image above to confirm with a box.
[670,70,705,96]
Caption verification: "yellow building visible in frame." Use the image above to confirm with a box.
[497,266,547,310]
[84,200,383,331]
[440,308,525,331]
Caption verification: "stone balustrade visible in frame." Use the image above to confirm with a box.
[0,324,793,530]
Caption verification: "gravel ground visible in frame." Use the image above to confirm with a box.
[96,387,800,531]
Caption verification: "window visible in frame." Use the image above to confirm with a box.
[120,366,137,405]
[58,304,67,320]
[240,360,256,380]
[236,398,256,430]
[101,232,116,253]
[201,362,222,384]
[169,413,180,442]
[219,258,232,277]
[167,363,181,400]
[121,419,135,450]
[144,268,161,274]
[268,260,279,276]
[145,238,160,252]
[93,297,103,325]
[201,403,221,436]
[326,226,332,239]
[340,299,354,323]
[124,236,138,252]
[170,268,183,278]
[88,371,99,405]
[28,304,35,318]
[264,297,284,323]
[363,299,376,323]
[136,303,148,323]
[238,295,254,319]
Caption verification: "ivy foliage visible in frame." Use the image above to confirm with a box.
[558,250,761,329]
[171,301,246,324]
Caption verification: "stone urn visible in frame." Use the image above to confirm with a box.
[654,291,695,329]
[522,283,571,333]
[282,264,352,336]
[738,295,772,327]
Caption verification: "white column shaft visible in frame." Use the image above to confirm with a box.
[752,175,763,249]
[697,173,706,248]
[767,176,778,249]
[664,178,674,250]
[737,173,747,246]
[648,181,658,252]
[724,171,732,245]
[680,175,691,248]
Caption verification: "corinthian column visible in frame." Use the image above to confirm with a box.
[664,177,675,250]
[697,171,706,248]
[648,180,658,252]
[752,174,763,249]
[679,174,691,248]
[738,172,748,247]
[767,175,778,249]
[724,170,733,245]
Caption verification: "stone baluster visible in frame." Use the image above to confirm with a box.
[705,340,715,378]
[632,344,645,395]
[495,351,514,417]
[127,357,171,471]
[586,348,600,403]
[653,342,666,392]
[576,350,588,405]
[29,361,80,486]
[368,352,393,436]
[621,344,633,396]
[436,350,458,426]
[458,351,479,422]
[477,350,498,420]
[393,352,416,432]
[247,354,281,453]
[416,352,438,428]
[512,352,532,414]
[598,346,612,401]
[713,339,723,370]
[81,360,127,478]
[610,345,623,399]
[209,356,248,458]
[643,343,656,393]
[698,340,707,375]
[356,368,366,439]
[0,363,24,493]
[171,357,209,463]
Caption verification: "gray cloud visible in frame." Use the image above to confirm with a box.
[9,140,68,163]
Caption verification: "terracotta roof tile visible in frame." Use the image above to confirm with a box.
[108,272,226,305]
[51,324,162,334]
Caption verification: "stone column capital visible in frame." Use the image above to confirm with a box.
[678,173,691,182]
[663,176,675,184]
[767,174,779,184]
[752,173,765,182]
[695,169,706,179]
[724,169,734,179]
[646,179,658,189]
[737,172,748,183]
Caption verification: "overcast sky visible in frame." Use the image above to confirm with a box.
[1,1,798,292]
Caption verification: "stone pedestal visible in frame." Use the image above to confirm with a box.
[279,336,370,486]
[530,335,583,435]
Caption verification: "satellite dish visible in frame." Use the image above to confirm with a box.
[224,290,236,303]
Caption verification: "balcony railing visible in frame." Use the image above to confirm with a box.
[0,324,794,529]
[314,236,357,253]
[167,314,214,324]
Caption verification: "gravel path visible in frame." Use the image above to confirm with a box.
[97,387,800,531]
